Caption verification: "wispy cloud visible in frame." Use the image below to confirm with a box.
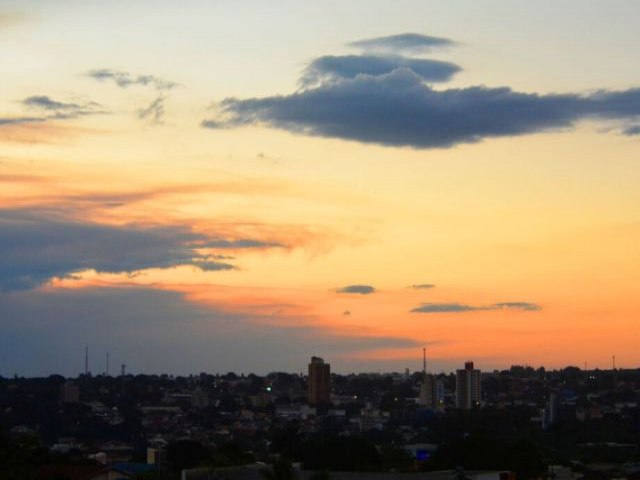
[87,69,177,124]
[86,69,177,91]
[409,283,435,290]
[335,284,376,295]
[0,95,104,129]
[137,96,166,124]
[411,301,541,313]
[22,95,104,119]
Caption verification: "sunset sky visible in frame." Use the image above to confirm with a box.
[2,1,640,377]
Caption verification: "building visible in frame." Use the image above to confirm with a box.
[418,348,442,409]
[542,392,559,429]
[59,380,80,404]
[419,374,436,407]
[455,361,481,409]
[308,356,331,405]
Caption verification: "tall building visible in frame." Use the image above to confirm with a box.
[455,361,481,409]
[419,374,438,408]
[308,356,331,405]
[59,380,80,404]
[418,348,438,408]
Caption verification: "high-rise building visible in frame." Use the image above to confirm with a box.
[418,348,438,408]
[455,361,481,409]
[419,374,438,408]
[59,380,80,404]
[308,356,331,405]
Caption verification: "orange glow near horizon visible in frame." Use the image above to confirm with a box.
[2,3,640,375]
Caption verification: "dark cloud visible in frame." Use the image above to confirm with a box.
[0,286,421,376]
[623,125,640,135]
[202,238,284,249]
[0,208,285,291]
[0,95,103,128]
[0,116,45,126]
[411,303,478,313]
[490,302,541,311]
[86,69,177,91]
[201,119,225,129]
[301,55,460,87]
[348,33,456,53]
[137,96,165,124]
[343,310,351,316]
[410,283,435,290]
[204,35,640,149]
[336,285,376,295]
[411,301,541,313]
[21,95,103,120]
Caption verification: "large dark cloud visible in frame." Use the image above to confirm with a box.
[411,301,541,313]
[300,55,460,87]
[0,286,421,376]
[0,208,285,291]
[348,33,456,53]
[335,284,376,295]
[204,68,640,148]
[203,28,640,149]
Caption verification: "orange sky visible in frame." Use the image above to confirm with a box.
[1,1,639,376]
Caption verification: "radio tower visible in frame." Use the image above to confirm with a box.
[106,351,110,376]
[84,346,89,375]
[423,347,427,375]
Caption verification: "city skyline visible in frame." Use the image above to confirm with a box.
[1,1,640,377]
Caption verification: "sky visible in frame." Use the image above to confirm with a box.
[1,0,640,377]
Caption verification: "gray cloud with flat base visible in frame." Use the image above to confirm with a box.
[348,33,456,53]
[335,284,376,295]
[300,55,460,87]
[205,68,640,149]
[411,301,541,313]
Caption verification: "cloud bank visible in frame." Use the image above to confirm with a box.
[0,208,284,291]
[0,286,421,376]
